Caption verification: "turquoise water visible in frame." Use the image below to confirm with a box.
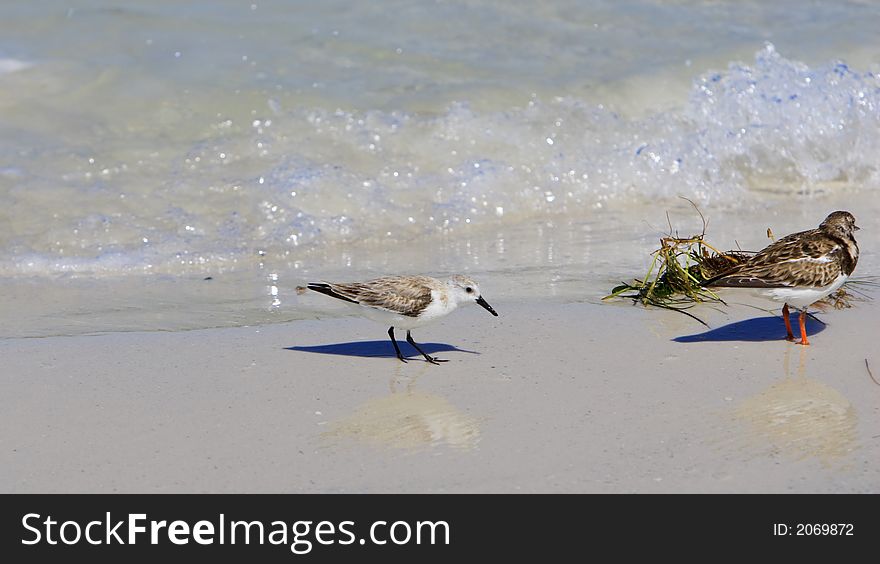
[1,1,879,336]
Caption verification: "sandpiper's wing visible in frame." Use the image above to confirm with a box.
[308,276,435,317]
[707,229,847,288]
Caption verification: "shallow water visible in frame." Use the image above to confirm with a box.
[2,1,880,337]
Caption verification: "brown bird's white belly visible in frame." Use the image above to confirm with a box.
[761,273,848,310]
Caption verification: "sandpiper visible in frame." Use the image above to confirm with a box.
[706,211,859,345]
[305,274,498,364]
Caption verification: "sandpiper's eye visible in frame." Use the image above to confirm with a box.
[465,287,473,293]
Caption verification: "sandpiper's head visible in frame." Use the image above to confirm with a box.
[820,211,859,238]
[447,275,498,316]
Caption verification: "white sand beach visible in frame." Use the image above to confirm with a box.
[3,297,878,493]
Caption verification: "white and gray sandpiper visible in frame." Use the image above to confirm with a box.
[304,274,498,364]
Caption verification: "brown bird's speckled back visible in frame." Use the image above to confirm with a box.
[707,211,859,289]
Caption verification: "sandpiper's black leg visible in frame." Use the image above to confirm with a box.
[388,327,407,362]
[406,330,447,364]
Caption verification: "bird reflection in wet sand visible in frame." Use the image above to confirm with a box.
[321,371,480,450]
[732,347,857,466]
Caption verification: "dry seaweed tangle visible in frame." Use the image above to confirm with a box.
[603,199,751,327]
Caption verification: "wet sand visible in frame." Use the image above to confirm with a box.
[2,298,878,493]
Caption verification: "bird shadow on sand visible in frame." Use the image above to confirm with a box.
[673,313,826,343]
[286,340,478,359]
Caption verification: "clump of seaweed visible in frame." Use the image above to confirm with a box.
[603,200,750,327]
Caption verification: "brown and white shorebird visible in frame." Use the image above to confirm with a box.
[705,211,860,345]
[305,274,498,364]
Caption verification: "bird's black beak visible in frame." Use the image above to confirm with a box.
[854,225,861,231]
[476,296,498,316]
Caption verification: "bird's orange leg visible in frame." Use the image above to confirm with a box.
[782,303,795,341]
[798,310,810,346]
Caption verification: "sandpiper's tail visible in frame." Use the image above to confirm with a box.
[306,283,360,304]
